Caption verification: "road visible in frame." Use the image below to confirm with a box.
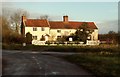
[2,50,94,76]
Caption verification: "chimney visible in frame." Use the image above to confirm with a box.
[63,15,68,22]
[21,15,26,37]
[22,15,27,22]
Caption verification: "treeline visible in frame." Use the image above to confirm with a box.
[99,31,119,44]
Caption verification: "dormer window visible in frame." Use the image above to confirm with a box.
[33,27,37,31]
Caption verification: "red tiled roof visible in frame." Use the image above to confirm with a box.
[49,21,98,29]
[25,19,49,27]
[24,19,97,29]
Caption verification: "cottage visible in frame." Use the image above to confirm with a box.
[21,15,99,45]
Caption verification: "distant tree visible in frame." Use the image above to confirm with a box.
[40,15,50,20]
[26,32,32,44]
[108,31,116,34]
[99,31,119,44]
[73,22,93,44]
[108,31,118,44]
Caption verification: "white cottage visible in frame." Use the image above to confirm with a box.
[21,15,99,45]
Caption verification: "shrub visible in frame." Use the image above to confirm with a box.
[25,32,32,44]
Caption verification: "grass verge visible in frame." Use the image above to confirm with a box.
[61,53,120,77]
[2,43,119,53]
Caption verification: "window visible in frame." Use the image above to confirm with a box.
[57,36,61,38]
[33,27,37,31]
[86,31,89,33]
[87,36,91,40]
[64,31,69,36]
[33,36,37,40]
[80,29,83,31]
[57,30,61,33]
[41,27,45,31]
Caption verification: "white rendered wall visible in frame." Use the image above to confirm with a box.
[50,29,76,41]
[91,29,98,41]
[25,27,50,40]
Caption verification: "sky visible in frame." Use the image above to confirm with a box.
[1,0,120,2]
[1,1,119,34]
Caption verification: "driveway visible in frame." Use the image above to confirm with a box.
[2,50,94,76]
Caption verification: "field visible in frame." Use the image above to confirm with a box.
[2,44,120,77]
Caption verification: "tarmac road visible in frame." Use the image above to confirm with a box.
[2,50,95,76]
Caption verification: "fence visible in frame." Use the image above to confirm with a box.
[32,40,46,45]
[32,40,100,46]
[86,40,100,45]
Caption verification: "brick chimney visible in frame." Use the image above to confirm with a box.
[21,16,26,37]
[63,15,68,22]
[22,15,27,22]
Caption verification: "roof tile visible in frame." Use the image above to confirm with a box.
[49,21,97,29]
[25,19,49,27]
[24,19,97,29]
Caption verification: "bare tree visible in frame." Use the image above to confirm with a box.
[1,15,12,43]
[2,7,11,20]
[10,9,29,33]
[1,16,11,35]
[1,8,29,44]
[40,15,50,20]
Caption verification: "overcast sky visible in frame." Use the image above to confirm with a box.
[2,1,119,34]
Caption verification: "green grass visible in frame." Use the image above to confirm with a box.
[2,43,52,51]
[61,53,120,77]
[2,43,119,53]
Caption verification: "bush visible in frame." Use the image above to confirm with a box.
[2,32,25,44]
[26,32,32,44]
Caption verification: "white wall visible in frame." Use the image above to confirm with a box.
[91,29,98,41]
[50,29,76,40]
[25,27,98,41]
[25,27,50,40]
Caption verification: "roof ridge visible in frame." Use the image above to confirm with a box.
[25,18,97,29]
[49,21,63,22]
[49,21,94,23]
[27,19,47,21]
